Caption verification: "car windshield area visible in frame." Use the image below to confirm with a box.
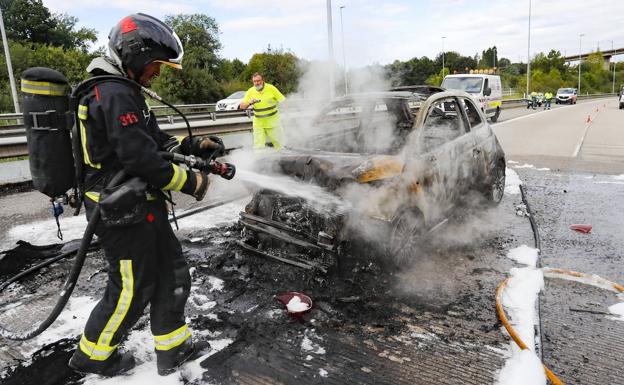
[290,96,417,155]
[227,91,246,99]
[558,89,574,94]
[441,77,483,94]
[421,98,465,152]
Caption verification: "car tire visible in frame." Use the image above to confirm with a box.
[482,160,506,204]
[490,108,500,123]
[388,208,425,266]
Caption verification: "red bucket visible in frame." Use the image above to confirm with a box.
[276,291,313,317]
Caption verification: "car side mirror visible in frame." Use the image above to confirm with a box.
[484,87,492,96]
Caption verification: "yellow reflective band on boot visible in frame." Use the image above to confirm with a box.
[85,191,100,202]
[154,324,191,351]
[163,163,187,191]
[96,260,134,351]
[79,334,118,361]
[20,79,67,96]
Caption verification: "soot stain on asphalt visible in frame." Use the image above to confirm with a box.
[1,204,514,384]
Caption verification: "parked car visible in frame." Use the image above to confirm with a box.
[216,91,246,111]
[556,88,577,104]
[619,93,624,110]
[240,89,506,264]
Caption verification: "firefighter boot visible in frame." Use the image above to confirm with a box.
[68,349,136,377]
[156,339,210,376]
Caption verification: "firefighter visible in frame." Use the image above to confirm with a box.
[239,73,286,150]
[68,13,217,376]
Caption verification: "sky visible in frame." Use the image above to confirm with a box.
[43,0,624,67]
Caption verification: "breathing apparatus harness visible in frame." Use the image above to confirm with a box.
[0,72,235,340]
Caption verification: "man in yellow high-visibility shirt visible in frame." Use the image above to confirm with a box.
[240,73,286,150]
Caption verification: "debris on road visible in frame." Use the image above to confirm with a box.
[570,223,592,233]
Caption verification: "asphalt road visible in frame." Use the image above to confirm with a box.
[493,97,624,173]
[0,96,622,384]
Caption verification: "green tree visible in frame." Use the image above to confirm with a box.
[0,0,96,50]
[165,14,221,71]
[243,48,300,94]
[478,46,497,69]
[152,13,224,103]
[434,51,478,74]
[386,56,435,86]
[0,41,97,112]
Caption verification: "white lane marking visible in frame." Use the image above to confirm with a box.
[492,99,603,127]
[573,121,592,158]
[572,101,609,157]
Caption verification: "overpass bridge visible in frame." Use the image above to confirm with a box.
[563,47,624,70]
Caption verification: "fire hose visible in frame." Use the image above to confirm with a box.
[496,185,624,385]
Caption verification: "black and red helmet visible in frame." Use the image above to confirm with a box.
[108,13,183,77]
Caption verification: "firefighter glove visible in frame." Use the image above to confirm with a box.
[181,171,209,201]
[182,135,225,159]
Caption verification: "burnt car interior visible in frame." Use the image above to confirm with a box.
[422,98,463,152]
[300,92,422,155]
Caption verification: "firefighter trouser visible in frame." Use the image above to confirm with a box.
[74,197,192,362]
[253,124,284,150]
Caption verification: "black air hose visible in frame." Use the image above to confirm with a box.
[0,170,126,340]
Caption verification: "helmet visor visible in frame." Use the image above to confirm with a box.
[136,13,184,68]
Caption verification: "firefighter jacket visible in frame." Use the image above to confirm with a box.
[78,57,192,198]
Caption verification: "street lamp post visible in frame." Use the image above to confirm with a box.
[578,33,584,94]
[526,0,531,98]
[612,40,616,94]
[0,7,20,113]
[442,36,446,76]
[326,0,335,99]
[339,5,347,95]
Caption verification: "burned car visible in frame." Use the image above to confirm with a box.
[239,89,505,267]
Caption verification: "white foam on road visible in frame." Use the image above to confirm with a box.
[496,245,545,385]
[495,349,546,385]
[504,168,522,195]
[513,163,534,169]
[609,302,624,320]
[82,334,234,385]
[506,245,539,268]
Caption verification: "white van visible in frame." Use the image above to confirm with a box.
[441,74,503,122]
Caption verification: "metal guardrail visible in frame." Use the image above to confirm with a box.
[0,93,617,159]
[501,92,616,108]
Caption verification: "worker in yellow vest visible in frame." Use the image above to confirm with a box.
[240,73,286,150]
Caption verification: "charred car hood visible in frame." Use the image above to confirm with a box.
[276,148,405,189]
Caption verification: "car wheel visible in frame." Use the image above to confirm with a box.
[490,108,500,123]
[483,160,506,204]
[388,208,425,266]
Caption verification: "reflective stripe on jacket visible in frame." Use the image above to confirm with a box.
[242,83,285,129]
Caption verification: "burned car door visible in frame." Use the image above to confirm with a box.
[419,96,473,214]
[459,97,488,182]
